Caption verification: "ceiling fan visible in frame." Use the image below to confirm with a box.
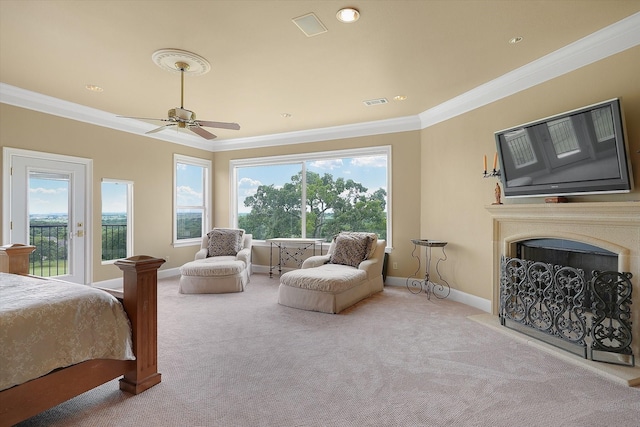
[120,61,240,140]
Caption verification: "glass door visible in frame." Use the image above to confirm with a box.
[7,150,89,284]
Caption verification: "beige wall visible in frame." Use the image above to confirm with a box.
[212,131,422,273]
[1,45,638,300]
[421,46,640,301]
[0,105,214,281]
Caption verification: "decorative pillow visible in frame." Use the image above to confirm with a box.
[329,232,373,268]
[207,228,245,257]
[339,232,378,258]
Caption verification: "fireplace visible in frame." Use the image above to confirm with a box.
[485,202,640,369]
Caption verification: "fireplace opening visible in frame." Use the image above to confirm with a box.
[500,238,634,367]
[517,239,617,284]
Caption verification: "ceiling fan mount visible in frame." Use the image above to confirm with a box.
[118,49,240,140]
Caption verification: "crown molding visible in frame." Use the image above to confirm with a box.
[419,12,640,128]
[209,115,422,152]
[1,12,638,152]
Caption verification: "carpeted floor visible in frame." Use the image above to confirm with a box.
[17,274,640,426]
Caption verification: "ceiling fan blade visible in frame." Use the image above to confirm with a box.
[118,115,172,122]
[195,120,241,130]
[146,124,176,135]
[189,125,217,140]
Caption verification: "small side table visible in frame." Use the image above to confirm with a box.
[266,238,325,278]
[406,239,450,299]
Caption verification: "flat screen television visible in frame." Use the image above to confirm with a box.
[494,98,634,198]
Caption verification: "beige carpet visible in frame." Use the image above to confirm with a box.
[17,274,640,427]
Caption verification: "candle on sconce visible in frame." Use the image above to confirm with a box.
[483,155,487,173]
[493,152,498,170]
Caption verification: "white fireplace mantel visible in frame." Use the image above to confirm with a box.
[486,200,640,360]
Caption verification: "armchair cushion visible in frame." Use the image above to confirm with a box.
[207,228,245,257]
[329,232,375,268]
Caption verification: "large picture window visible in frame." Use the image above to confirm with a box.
[174,154,211,246]
[231,147,391,244]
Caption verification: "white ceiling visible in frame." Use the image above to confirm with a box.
[1,1,639,151]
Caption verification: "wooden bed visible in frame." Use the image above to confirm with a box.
[0,244,164,426]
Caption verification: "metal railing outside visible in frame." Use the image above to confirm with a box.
[102,224,127,261]
[28,224,128,276]
[29,224,68,277]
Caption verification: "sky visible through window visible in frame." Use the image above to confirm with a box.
[29,156,384,215]
[237,156,387,214]
[29,178,133,215]
[176,163,204,207]
[29,178,70,215]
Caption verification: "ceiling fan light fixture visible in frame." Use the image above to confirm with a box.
[336,7,359,23]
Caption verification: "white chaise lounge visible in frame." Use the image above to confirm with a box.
[179,229,252,294]
[278,233,385,313]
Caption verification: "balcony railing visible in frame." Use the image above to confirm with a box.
[102,224,127,261]
[28,224,127,276]
[29,224,68,277]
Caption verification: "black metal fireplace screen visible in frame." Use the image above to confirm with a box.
[499,256,634,367]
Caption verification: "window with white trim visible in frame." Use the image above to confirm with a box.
[101,179,133,262]
[231,146,391,244]
[174,154,211,246]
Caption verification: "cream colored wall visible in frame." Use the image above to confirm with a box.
[212,131,422,276]
[0,104,214,282]
[420,46,640,301]
[2,46,638,294]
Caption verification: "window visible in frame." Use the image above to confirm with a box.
[505,129,537,168]
[231,147,391,244]
[101,179,133,262]
[174,154,211,246]
[547,117,580,158]
[591,105,614,143]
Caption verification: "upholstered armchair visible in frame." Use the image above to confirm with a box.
[179,228,252,294]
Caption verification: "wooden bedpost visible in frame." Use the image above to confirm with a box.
[0,244,36,275]
[114,255,165,394]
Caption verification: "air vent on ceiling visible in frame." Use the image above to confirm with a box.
[292,13,328,37]
[363,98,389,107]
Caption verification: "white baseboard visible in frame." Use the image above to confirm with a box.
[94,266,491,313]
[384,275,491,313]
[92,266,181,289]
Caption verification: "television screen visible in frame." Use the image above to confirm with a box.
[495,98,633,198]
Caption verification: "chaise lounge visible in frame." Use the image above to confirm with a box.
[278,232,385,314]
[179,228,252,294]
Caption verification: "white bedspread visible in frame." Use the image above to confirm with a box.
[0,273,134,391]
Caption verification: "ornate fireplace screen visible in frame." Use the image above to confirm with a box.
[499,256,634,367]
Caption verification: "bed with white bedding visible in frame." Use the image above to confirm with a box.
[0,244,164,426]
[0,272,134,391]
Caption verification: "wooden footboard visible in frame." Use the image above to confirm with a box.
[0,244,165,426]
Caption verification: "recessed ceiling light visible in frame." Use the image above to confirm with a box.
[281,113,292,118]
[509,36,524,44]
[336,7,359,23]
[85,84,103,92]
[393,95,407,101]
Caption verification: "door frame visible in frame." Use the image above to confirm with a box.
[2,147,93,283]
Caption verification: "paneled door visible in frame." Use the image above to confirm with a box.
[4,148,92,284]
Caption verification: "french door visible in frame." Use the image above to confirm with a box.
[3,148,91,284]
